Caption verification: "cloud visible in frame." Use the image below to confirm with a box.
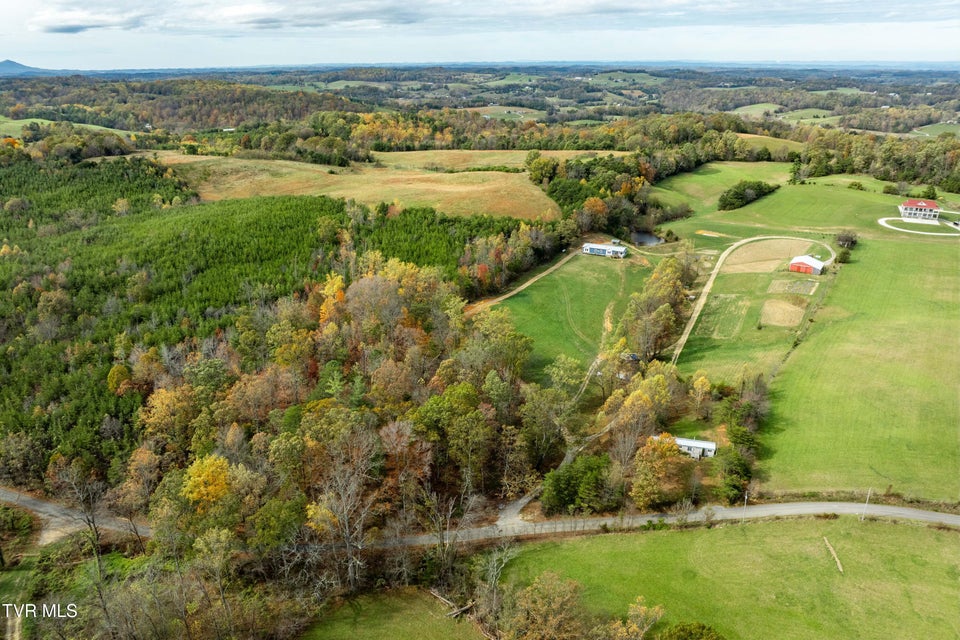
[23,0,960,38]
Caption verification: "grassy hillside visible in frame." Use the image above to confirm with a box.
[304,588,483,640]
[157,151,562,220]
[500,251,651,380]
[659,173,960,500]
[504,517,960,640]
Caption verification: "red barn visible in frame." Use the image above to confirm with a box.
[789,255,824,275]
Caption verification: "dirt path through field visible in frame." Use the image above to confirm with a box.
[465,250,579,317]
[671,236,836,366]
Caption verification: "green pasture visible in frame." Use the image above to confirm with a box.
[678,266,827,383]
[463,106,547,121]
[732,103,782,117]
[0,115,129,138]
[304,588,483,640]
[483,73,545,86]
[912,122,960,137]
[735,134,805,154]
[656,174,960,499]
[503,517,960,640]
[812,87,869,95]
[590,71,667,86]
[780,109,842,125]
[760,237,960,500]
[652,162,793,214]
[501,253,651,380]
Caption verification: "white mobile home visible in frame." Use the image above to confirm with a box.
[582,242,627,258]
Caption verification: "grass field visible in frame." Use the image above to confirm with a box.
[303,588,483,640]
[370,149,622,171]
[658,172,960,500]
[462,106,547,121]
[780,109,843,125]
[912,122,960,137]
[678,239,829,383]
[500,252,652,380]
[760,237,960,500]
[503,517,960,640]
[732,103,783,117]
[0,115,129,138]
[651,162,793,214]
[736,134,804,154]
[153,151,562,219]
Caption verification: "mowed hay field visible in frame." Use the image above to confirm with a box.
[304,588,483,640]
[761,236,960,500]
[650,161,793,214]
[678,238,830,383]
[155,151,562,219]
[501,252,651,379]
[504,517,960,640]
[659,176,960,500]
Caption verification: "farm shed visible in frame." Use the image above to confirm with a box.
[898,199,940,220]
[582,242,627,258]
[789,255,825,275]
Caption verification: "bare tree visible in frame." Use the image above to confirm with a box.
[307,428,380,591]
[417,488,480,587]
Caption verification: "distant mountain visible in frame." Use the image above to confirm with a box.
[0,59,58,77]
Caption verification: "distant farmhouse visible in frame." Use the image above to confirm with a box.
[789,255,825,275]
[898,199,940,220]
[582,242,627,258]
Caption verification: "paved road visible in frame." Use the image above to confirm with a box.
[671,235,836,365]
[0,487,151,545]
[404,501,960,547]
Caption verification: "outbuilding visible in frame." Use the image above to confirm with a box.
[789,255,825,275]
[582,242,627,258]
[898,199,940,220]
[674,437,717,460]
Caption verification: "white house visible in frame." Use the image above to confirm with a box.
[674,437,718,460]
[582,242,627,258]
[898,199,940,220]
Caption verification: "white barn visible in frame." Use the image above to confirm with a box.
[582,242,627,258]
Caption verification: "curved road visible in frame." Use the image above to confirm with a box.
[671,235,836,365]
[0,486,150,545]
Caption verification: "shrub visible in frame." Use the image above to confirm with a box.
[717,181,779,210]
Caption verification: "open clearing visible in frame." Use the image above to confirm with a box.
[0,115,129,138]
[504,517,960,640]
[303,588,482,640]
[501,251,651,381]
[154,151,561,219]
[660,172,960,500]
[720,238,814,273]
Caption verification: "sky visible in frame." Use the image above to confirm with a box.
[2,0,959,70]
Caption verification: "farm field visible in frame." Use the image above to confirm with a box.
[760,236,960,500]
[370,149,623,170]
[912,122,960,137]
[780,108,843,125]
[678,238,832,383]
[503,517,960,640]
[154,151,561,219]
[304,588,483,640]
[732,103,782,117]
[735,133,804,154]
[660,176,960,500]
[462,105,546,121]
[0,115,129,137]
[500,251,652,380]
[650,161,793,214]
